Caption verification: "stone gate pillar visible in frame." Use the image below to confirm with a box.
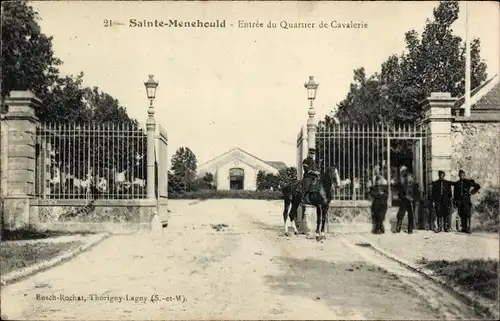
[298,100,318,234]
[422,92,456,194]
[2,91,41,230]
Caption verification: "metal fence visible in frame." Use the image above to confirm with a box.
[302,123,428,202]
[36,122,149,200]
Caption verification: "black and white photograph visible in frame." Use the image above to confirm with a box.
[1,0,499,319]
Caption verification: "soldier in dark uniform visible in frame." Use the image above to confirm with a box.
[394,172,420,234]
[431,170,453,233]
[453,170,481,234]
[423,194,437,231]
[370,175,389,234]
[301,149,320,204]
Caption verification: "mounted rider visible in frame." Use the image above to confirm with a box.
[301,148,321,204]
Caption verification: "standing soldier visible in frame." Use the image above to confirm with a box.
[370,175,389,234]
[394,171,420,234]
[453,170,481,234]
[431,170,453,233]
[301,149,320,204]
[424,194,437,231]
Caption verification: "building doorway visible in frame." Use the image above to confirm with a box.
[229,168,244,190]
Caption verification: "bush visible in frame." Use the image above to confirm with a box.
[169,189,283,200]
[475,187,500,232]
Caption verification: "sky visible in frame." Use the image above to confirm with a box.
[31,1,499,167]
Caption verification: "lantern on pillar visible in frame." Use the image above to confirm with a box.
[304,76,319,103]
[144,74,159,105]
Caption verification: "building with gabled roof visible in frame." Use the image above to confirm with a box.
[453,74,500,118]
[197,147,286,190]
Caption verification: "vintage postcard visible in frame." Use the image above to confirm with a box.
[1,0,499,320]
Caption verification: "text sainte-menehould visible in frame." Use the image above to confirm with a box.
[129,19,226,28]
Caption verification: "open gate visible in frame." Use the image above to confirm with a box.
[298,123,428,205]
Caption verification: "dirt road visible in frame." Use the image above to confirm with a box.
[0,200,485,320]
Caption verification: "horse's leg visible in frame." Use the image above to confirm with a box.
[315,205,322,236]
[290,200,299,235]
[283,198,290,236]
[321,204,328,236]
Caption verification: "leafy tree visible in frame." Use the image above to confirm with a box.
[2,1,148,198]
[333,0,488,126]
[84,86,132,123]
[256,171,279,191]
[1,0,61,106]
[278,167,297,186]
[256,171,266,190]
[202,172,214,185]
[170,147,197,192]
[187,172,215,192]
[37,73,90,123]
[168,170,184,194]
[42,81,146,197]
[257,167,297,191]
[48,85,145,175]
[315,1,489,185]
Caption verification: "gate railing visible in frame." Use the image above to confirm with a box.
[297,123,428,202]
[35,122,149,200]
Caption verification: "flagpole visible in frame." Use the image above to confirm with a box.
[465,1,471,117]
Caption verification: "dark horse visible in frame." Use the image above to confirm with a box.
[281,166,340,239]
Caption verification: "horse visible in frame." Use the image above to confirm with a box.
[281,165,340,239]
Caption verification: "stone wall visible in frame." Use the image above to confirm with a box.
[451,120,500,202]
[29,199,158,233]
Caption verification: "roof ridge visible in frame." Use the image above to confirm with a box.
[454,75,499,109]
[198,147,279,170]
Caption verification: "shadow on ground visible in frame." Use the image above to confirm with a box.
[248,217,298,235]
[264,256,439,320]
[1,229,96,241]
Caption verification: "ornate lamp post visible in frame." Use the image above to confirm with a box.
[144,75,158,199]
[304,76,319,107]
[304,76,318,153]
[299,76,319,235]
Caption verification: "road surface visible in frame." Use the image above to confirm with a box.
[0,200,484,320]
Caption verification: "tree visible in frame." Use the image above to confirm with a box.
[333,0,488,126]
[170,147,197,192]
[84,86,133,123]
[2,1,149,199]
[256,171,266,190]
[1,1,61,105]
[188,172,215,191]
[319,1,489,184]
[44,83,146,198]
[256,167,297,191]
[168,170,184,194]
[202,172,214,184]
[256,171,279,191]
[278,167,297,186]
[37,73,90,123]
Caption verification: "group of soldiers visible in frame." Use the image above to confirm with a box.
[300,149,481,235]
[428,170,481,234]
[371,168,481,235]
